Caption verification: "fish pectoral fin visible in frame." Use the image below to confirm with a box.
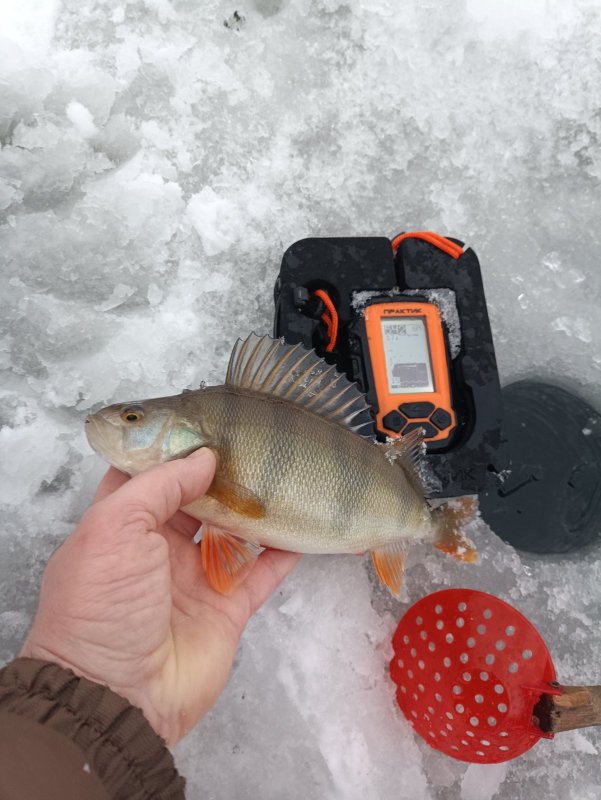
[432,496,479,563]
[206,475,266,519]
[370,541,408,597]
[200,523,262,594]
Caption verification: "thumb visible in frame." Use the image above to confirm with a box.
[92,448,216,534]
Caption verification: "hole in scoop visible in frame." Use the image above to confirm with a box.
[508,663,518,674]
[505,625,515,636]
[483,609,492,619]
[522,649,533,660]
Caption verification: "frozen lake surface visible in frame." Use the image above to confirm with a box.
[1,1,601,798]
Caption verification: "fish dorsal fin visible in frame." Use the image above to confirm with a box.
[226,333,373,435]
[383,428,427,494]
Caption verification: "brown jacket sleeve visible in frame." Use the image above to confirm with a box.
[0,658,186,800]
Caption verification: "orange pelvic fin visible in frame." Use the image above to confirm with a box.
[370,541,408,597]
[432,496,479,563]
[206,475,266,519]
[200,524,261,594]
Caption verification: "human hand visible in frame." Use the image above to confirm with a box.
[20,449,300,746]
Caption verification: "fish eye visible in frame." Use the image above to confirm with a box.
[121,405,145,423]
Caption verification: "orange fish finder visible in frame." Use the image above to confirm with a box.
[360,299,456,447]
[273,231,505,499]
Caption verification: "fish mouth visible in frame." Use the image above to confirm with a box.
[85,413,117,461]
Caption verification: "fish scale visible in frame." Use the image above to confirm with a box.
[86,333,477,596]
[182,386,426,553]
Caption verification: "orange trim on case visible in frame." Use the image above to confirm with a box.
[364,301,456,444]
[314,288,339,352]
[391,231,463,260]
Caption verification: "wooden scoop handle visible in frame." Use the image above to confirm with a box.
[534,684,601,734]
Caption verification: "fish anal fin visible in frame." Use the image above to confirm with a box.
[371,541,408,597]
[206,475,266,519]
[200,524,261,594]
[433,496,479,563]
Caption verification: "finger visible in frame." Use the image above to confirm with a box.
[242,549,302,617]
[93,467,130,503]
[94,448,217,534]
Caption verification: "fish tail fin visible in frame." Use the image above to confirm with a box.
[371,541,409,597]
[432,496,479,563]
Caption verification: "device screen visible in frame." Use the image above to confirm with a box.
[381,317,435,394]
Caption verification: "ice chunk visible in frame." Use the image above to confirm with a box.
[186,188,239,256]
[65,101,98,138]
[461,763,508,800]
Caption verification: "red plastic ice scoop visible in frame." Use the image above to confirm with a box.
[390,589,601,763]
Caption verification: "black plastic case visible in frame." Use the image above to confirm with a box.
[273,236,504,498]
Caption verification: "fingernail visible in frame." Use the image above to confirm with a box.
[188,448,208,459]
[188,447,215,464]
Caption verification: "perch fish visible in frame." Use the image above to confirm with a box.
[85,334,477,596]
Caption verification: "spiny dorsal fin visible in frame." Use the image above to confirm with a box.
[383,428,427,494]
[226,333,373,436]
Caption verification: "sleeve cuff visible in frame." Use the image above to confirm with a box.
[0,657,186,800]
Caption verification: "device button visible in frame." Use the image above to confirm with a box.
[400,401,435,418]
[404,421,438,439]
[382,411,405,433]
[430,408,452,430]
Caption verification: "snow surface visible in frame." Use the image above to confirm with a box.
[2,1,601,798]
